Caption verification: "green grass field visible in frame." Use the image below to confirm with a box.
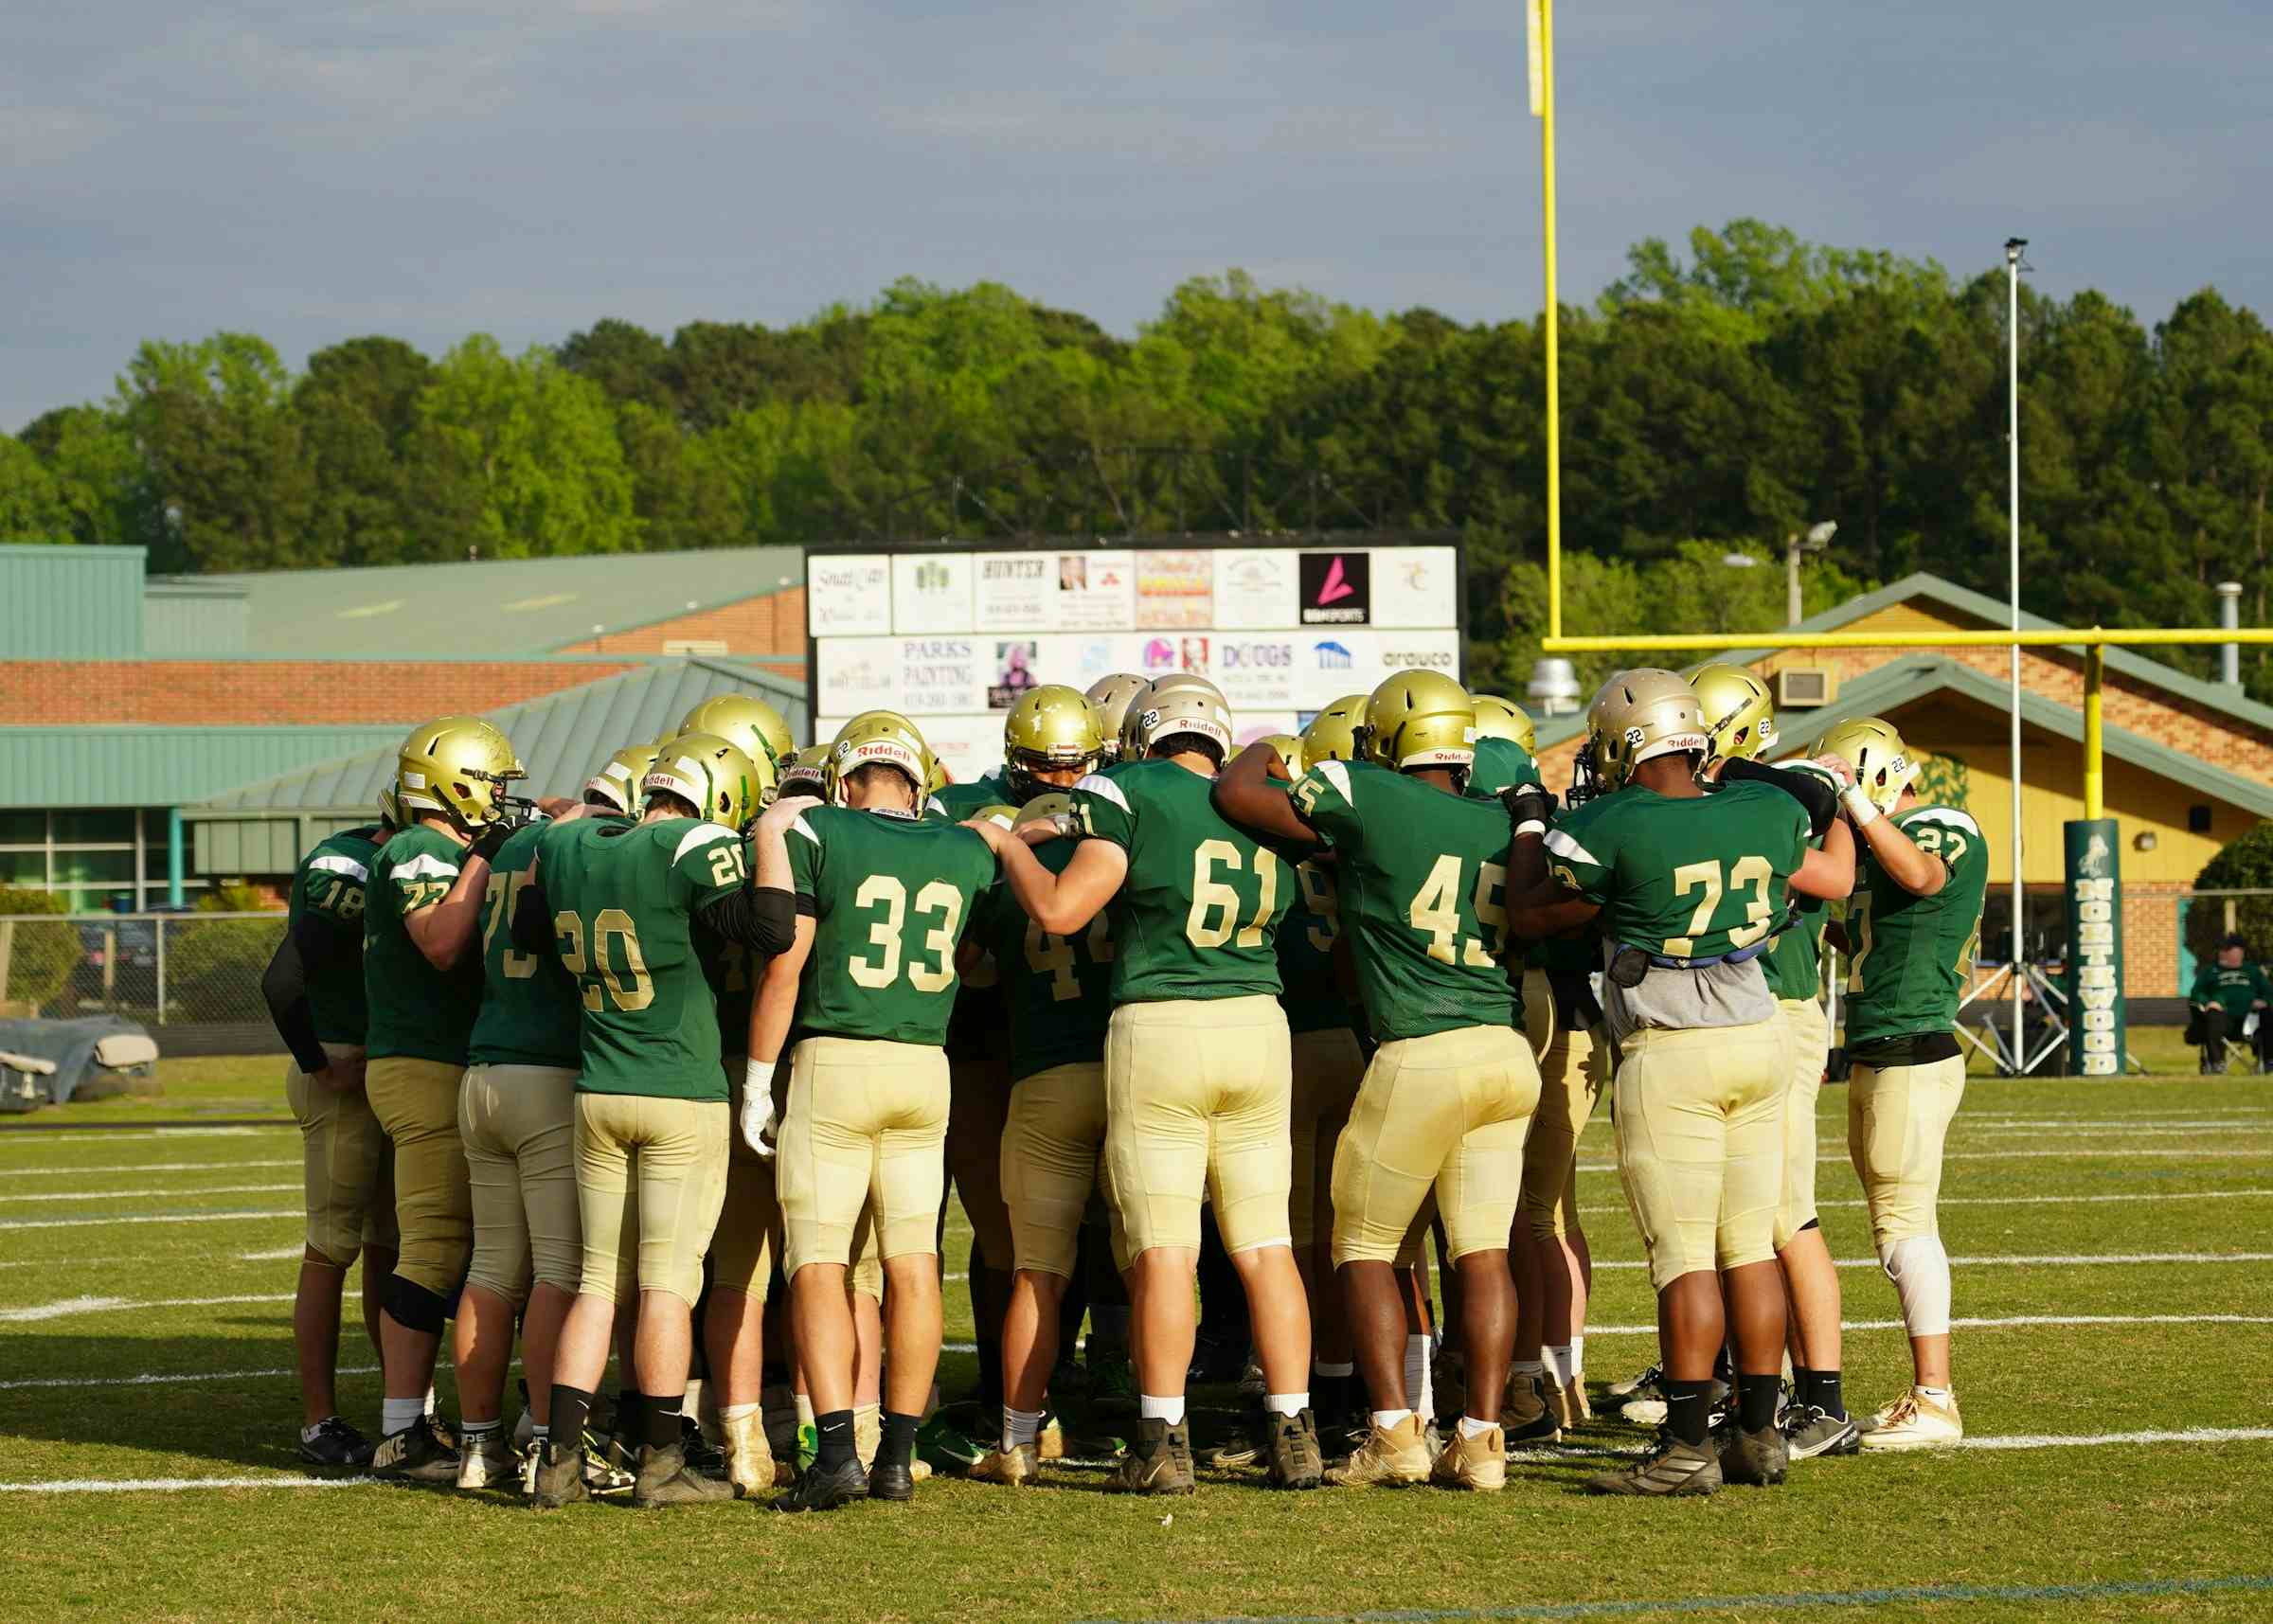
[2,1053,2268,1624]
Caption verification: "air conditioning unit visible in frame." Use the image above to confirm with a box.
[1778,667,1835,707]
[663,639,729,657]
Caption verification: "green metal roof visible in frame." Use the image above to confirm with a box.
[0,544,147,657]
[187,657,808,818]
[0,725,407,809]
[180,545,807,657]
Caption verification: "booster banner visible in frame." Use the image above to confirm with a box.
[2063,817,2125,1077]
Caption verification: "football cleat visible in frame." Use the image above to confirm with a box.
[1502,1374,1563,1446]
[678,1415,730,1480]
[295,1417,375,1470]
[868,1459,917,1503]
[1781,1402,1861,1460]
[1560,1376,1594,1427]
[794,1420,818,1478]
[1113,1418,1196,1495]
[1621,1375,1726,1430]
[582,1428,636,1496]
[1584,1430,1723,1496]
[776,1455,868,1512]
[1263,1409,1324,1490]
[970,1442,1042,1486]
[1036,1416,1065,1461]
[528,1437,590,1509]
[914,1414,987,1474]
[721,1408,777,1496]
[1432,1347,1468,1427]
[1859,1388,1963,1451]
[1714,1419,1789,1488]
[1431,1424,1507,1492]
[370,1416,460,1485]
[1237,1357,1266,1400]
[633,1441,738,1508]
[1605,1362,1663,1400]
[1323,1414,1431,1487]
[455,1427,516,1491]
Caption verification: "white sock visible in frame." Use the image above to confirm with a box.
[460,1418,500,1437]
[1405,1334,1431,1417]
[1004,1405,1044,1450]
[719,1401,759,1423]
[1458,1415,1496,1439]
[794,1393,815,1428]
[1139,1394,1186,1426]
[422,1385,437,1417]
[1917,1383,1954,1401]
[1312,1359,1354,1379]
[1264,1391,1307,1418]
[1370,1408,1413,1431]
[1569,1334,1585,1378]
[530,1424,549,1443]
[1546,1344,1572,1385]
[382,1397,423,1435]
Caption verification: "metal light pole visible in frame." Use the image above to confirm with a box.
[1786,520,1836,628]
[2005,238,2029,1071]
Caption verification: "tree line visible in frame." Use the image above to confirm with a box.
[4,220,2267,700]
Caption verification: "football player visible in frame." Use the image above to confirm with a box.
[364,716,525,1483]
[678,695,796,783]
[1216,670,1539,1491]
[526,733,790,1508]
[746,712,998,1509]
[583,743,661,818]
[1817,716,1989,1451]
[453,776,602,1490]
[1084,673,1152,765]
[262,794,398,1469]
[1693,664,1858,1458]
[1505,671,1852,1496]
[964,675,1321,1494]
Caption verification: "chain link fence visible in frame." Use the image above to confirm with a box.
[0,912,286,1053]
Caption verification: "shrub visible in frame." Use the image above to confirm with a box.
[2189,824,2273,969]
[0,886,80,1014]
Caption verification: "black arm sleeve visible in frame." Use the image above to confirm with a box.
[510,879,554,956]
[696,885,798,957]
[261,912,338,1077]
[1720,757,1838,841]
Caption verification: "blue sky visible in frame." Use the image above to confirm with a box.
[5,0,2268,428]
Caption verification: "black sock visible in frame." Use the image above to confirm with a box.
[1315,1371,1350,1426]
[880,1411,920,1471]
[1737,1373,1781,1433]
[1710,1346,1732,1383]
[643,1392,686,1451]
[1802,1367,1845,1419]
[613,1391,644,1443]
[550,1384,595,1446]
[1663,1378,1715,1447]
[814,1409,855,1472]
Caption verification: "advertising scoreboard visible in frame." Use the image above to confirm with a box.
[805,537,1465,784]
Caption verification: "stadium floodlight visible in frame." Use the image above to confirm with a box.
[1526,656,1582,716]
[1784,521,1837,627]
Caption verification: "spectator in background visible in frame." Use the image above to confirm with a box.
[2186,936,2273,1075]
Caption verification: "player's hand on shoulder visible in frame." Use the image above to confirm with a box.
[755,797,808,837]
[315,1054,367,1095]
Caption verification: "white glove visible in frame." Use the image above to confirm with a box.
[739,1059,778,1159]
[1838,784,1882,829]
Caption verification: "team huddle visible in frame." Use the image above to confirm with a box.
[261,656,1987,1507]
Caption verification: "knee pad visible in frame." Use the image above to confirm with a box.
[385,1276,450,1334]
[1799,1217,1820,1235]
[1877,1236,1951,1338]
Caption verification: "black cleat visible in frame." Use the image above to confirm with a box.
[529,1437,590,1509]
[1113,1418,1196,1494]
[370,1416,460,1485]
[1263,1408,1323,1490]
[868,1459,917,1502]
[633,1440,738,1507]
[775,1455,867,1511]
[296,1417,376,1470]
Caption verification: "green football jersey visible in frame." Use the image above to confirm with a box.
[468,819,587,1070]
[1469,737,1545,797]
[364,823,485,1064]
[1276,859,1350,1036]
[1070,758,1289,1005]
[1764,892,1828,1002]
[978,834,1115,1081]
[1844,804,1989,1044]
[288,826,384,1046]
[787,805,998,1046]
[1293,758,1520,1042]
[535,814,748,1100]
[933,773,1012,822]
[1546,779,1812,963]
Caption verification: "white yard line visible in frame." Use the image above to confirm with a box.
[1579,1149,2267,1172]
[0,1160,300,1178]
[0,1127,286,1147]
[1570,1189,2273,1216]
[0,1208,298,1232]
[1580,1251,2273,1274]
[0,1184,299,1204]
[0,1293,294,1324]
[0,1474,376,1494]
[0,1364,379,1392]
[1573,1312,2273,1336]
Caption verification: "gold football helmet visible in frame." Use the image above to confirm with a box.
[776,742,831,801]
[677,695,796,771]
[968,802,1021,831]
[1121,677,1234,761]
[584,742,661,816]
[1691,663,1778,771]
[1298,693,1370,765]
[828,710,936,804]
[1084,674,1151,763]
[1365,670,1477,773]
[645,732,769,830]
[1004,685,1106,799]
[1585,669,1709,793]
[395,715,523,829]
[1014,791,1078,834]
[1253,734,1303,776]
[1469,693,1537,756]
[377,779,404,830]
[1817,716,1919,814]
